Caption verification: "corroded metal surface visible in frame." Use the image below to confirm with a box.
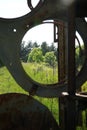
[58,22,66,82]
[0,0,86,97]
[0,1,87,130]
[76,18,87,88]
[0,93,59,130]
[0,0,68,97]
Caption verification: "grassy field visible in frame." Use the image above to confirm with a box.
[0,64,59,123]
[0,62,87,129]
[22,62,58,84]
[0,66,28,94]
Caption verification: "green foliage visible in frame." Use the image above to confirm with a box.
[0,67,27,94]
[27,46,57,67]
[22,62,58,84]
[32,41,39,48]
[44,51,57,67]
[21,41,58,64]
[41,41,49,55]
[81,81,87,92]
[75,45,85,73]
[27,48,43,63]
[20,41,32,62]
[0,65,59,123]
[0,63,87,127]
[41,42,57,56]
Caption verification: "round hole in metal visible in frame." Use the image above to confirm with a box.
[20,22,59,85]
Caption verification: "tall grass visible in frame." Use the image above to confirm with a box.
[22,62,58,84]
[0,66,27,94]
[0,64,59,124]
[22,62,59,123]
[0,63,87,129]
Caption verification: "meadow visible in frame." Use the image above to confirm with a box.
[0,63,59,123]
[0,62,87,129]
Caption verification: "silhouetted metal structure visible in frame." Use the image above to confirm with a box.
[0,0,87,130]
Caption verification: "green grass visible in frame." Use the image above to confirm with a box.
[22,62,59,123]
[82,81,87,92]
[0,63,87,129]
[0,66,27,94]
[0,64,59,123]
[22,62,58,84]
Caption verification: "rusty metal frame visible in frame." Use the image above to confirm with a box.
[0,0,87,97]
[0,1,87,130]
[0,0,68,97]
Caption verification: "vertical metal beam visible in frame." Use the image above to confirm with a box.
[55,22,67,130]
[58,23,66,82]
[65,3,76,130]
[56,3,76,130]
[67,4,76,95]
[54,21,67,130]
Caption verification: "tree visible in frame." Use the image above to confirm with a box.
[48,43,55,52]
[33,42,39,48]
[41,42,49,55]
[44,51,56,67]
[0,59,4,67]
[20,41,32,62]
[48,43,58,61]
[27,48,43,63]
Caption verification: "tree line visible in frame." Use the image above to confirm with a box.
[20,41,58,67]
[20,40,85,69]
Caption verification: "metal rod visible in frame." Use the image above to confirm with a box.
[67,3,76,95]
[65,3,76,130]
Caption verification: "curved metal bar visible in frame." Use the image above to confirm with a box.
[27,0,44,11]
[76,18,87,89]
[0,0,86,97]
[0,93,59,129]
[0,0,68,97]
[27,0,34,10]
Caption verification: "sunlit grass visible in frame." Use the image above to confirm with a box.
[0,66,28,94]
[22,62,58,84]
[82,81,87,92]
[0,63,87,129]
[0,64,59,123]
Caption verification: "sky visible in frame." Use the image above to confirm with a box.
[23,23,54,46]
[0,0,55,46]
[0,0,84,47]
[0,0,39,18]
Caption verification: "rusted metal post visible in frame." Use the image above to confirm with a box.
[58,22,66,82]
[67,4,76,95]
[54,21,67,130]
[54,21,66,129]
[65,3,76,130]
[56,3,76,130]
[58,22,67,130]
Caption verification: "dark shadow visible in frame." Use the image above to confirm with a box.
[0,93,60,130]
